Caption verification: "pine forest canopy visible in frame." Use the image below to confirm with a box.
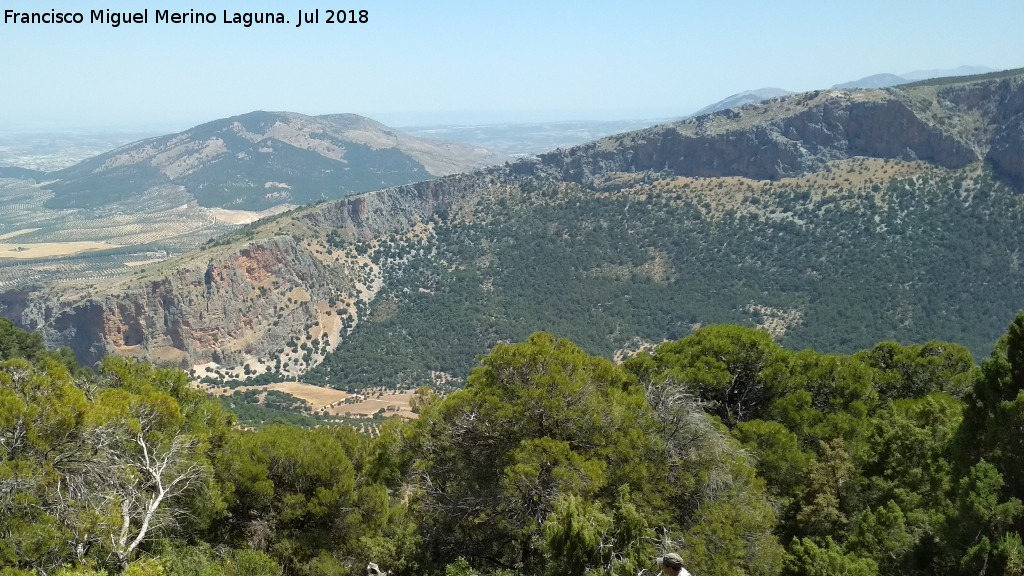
[3,312,1024,575]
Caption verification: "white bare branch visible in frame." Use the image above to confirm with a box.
[111,427,205,566]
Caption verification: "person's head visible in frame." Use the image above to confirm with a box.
[658,552,689,576]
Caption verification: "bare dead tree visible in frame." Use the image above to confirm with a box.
[109,426,206,567]
[642,375,753,510]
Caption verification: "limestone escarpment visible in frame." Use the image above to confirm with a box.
[988,117,1024,189]
[908,74,1024,189]
[538,90,982,184]
[8,236,344,367]
[299,170,502,239]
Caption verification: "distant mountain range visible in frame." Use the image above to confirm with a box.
[694,66,998,116]
[0,112,507,296]
[833,66,997,89]
[691,88,794,116]
[42,111,505,212]
[832,73,909,90]
[901,65,998,81]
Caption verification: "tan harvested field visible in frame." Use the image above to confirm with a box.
[205,381,350,408]
[202,381,417,418]
[0,228,40,241]
[0,180,267,289]
[0,241,122,259]
[263,382,350,408]
[328,390,417,419]
[207,205,293,225]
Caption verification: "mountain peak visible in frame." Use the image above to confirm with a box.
[832,73,908,89]
[692,88,794,117]
[43,111,505,211]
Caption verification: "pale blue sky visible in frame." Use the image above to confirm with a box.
[1,0,1021,131]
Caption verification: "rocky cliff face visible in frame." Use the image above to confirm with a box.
[890,74,1024,190]
[6,236,344,367]
[537,88,1004,185]
[989,118,1024,189]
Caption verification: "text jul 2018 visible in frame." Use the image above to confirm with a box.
[3,9,369,27]
[295,9,370,26]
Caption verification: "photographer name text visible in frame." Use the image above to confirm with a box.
[4,8,369,28]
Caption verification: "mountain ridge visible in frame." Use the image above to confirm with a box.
[41,110,505,212]
[538,73,1024,190]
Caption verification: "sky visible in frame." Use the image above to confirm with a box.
[1,0,1022,132]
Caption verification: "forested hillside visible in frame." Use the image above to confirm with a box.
[304,161,1023,389]
[4,313,1024,575]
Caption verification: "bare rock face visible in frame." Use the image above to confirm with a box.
[988,118,1024,190]
[923,74,1024,190]
[538,91,982,184]
[299,175,466,241]
[10,236,343,367]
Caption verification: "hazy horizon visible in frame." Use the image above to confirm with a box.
[2,0,1022,132]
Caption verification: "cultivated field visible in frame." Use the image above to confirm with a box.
[328,389,417,419]
[0,178,245,290]
[203,380,417,419]
[0,240,123,259]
